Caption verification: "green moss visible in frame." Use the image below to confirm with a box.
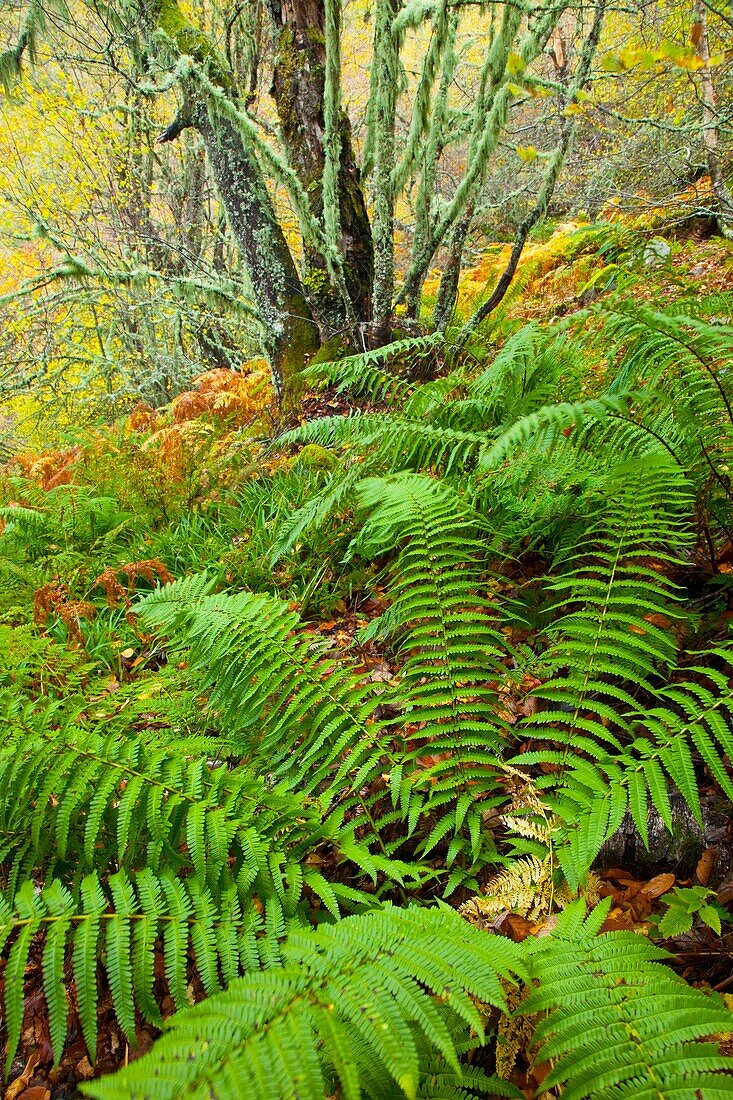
[293,444,338,471]
[308,334,354,365]
[303,267,330,293]
[154,0,235,92]
[276,296,320,410]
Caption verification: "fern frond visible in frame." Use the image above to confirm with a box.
[0,712,369,932]
[510,456,696,884]
[268,463,365,564]
[347,474,512,885]
[279,411,490,476]
[304,332,443,397]
[83,904,525,1100]
[0,868,281,1069]
[136,573,499,889]
[304,337,437,403]
[478,391,646,470]
[136,580,386,804]
[465,323,579,431]
[523,899,733,1099]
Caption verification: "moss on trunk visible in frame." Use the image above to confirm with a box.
[270,0,373,333]
[150,0,319,404]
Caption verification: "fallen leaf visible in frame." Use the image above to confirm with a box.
[499,913,536,942]
[643,613,673,630]
[76,1056,94,1080]
[600,908,648,932]
[641,872,676,898]
[600,868,640,884]
[696,849,716,886]
[16,1091,49,1100]
[369,663,393,683]
[533,915,559,938]
[5,1053,40,1100]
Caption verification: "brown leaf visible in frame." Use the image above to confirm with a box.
[369,663,393,683]
[600,907,648,932]
[696,849,716,886]
[600,868,640,885]
[75,1056,94,1081]
[531,1060,552,1086]
[499,913,536,942]
[643,613,673,630]
[16,1089,50,1100]
[533,915,559,938]
[640,872,676,899]
[5,1053,40,1100]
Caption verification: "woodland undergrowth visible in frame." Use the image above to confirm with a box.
[3,225,733,1098]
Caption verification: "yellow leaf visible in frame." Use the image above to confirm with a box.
[506,52,525,75]
[516,145,537,163]
[601,52,625,73]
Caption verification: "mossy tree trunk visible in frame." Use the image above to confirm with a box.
[268,0,374,336]
[191,97,319,401]
[150,0,319,406]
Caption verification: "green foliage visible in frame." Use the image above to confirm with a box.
[274,300,733,891]
[4,296,733,1094]
[303,332,443,402]
[0,867,267,1069]
[657,885,728,938]
[83,905,525,1100]
[524,899,733,1099]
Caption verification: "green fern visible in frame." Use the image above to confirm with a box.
[82,904,526,1100]
[523,898,733,1099]
[508,456,706,884]
[303,332,444,403]
[347,474,514,889]
[0,867,296,1070]
[135,574,384,799]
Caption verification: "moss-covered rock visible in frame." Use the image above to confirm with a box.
[293,444,338,471]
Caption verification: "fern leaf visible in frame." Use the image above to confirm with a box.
[83,905,525,1100]
[523,900,733,1099]
[74,873,107,1062]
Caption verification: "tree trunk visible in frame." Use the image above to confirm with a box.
[150,0,319,405]
[192,98,318,400]
[268,0,373,334]
[432,206,474,332]
[693,0,733,239]
[369,0,400,345]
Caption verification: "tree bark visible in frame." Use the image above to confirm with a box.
[150,0,319,405]
[268,0,373,334]
[369,0,400,345]
[693,0,733,239]
[191,98,319,400]
[432,205,474,332]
